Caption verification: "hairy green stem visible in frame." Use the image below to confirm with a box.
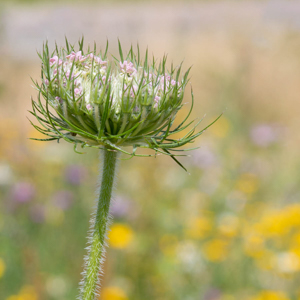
[79,148,118,300]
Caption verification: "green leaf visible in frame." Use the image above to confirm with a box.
[163,149,187,172]
[103,40,109,59]
[78,36,84,52]
[118,39,124,62]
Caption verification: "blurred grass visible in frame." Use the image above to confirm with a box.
[1,1,300,300]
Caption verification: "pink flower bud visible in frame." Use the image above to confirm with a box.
[171,80,176,86]
[74,88,82,95]
[80,56,88,62]
[66,52,75,60]
[94,56,107,66]
[66,51,82,61]
[120,61,137,75]
[75,51,82,61]
[49,55,58,66]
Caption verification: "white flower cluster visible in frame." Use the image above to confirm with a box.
[33,41,208,161]
[46,51,181,113]
[46,51,107,110]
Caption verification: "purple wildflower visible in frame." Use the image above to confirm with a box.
[110,195,133,218]
[203,288,221,300]
[11,182,36,203]
[192,146,217,169]
[64,165,86,185]
[250,124,279,147]
[52,190,74,210]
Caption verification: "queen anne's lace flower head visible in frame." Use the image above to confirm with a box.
[30,39,220,170]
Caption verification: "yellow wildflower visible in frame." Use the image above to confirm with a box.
[108,224,133,249]
[5,286,38,300]
[255,251,275,271]
[236,173,258,195]
[255,205,300,238]
[244,234,265,258]
[0,258,6,278]
[202,239,228,262]
[19,286,38,300]
[291,247,300,259]
[210,117,230,138]
[251,290,289,300]
[284,205,300,227]
[5,296,19,300]
[101,286,128,300]
[291,231,300,247]
[185,216,212,239]
[218,214,239,238]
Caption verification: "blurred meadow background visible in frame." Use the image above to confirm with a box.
[1,0,300,299]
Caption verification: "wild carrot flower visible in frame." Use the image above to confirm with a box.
[30,39,219,168]
[29,38,220,300]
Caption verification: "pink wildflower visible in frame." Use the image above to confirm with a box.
[74,88,82,95]
[66,51,82,61]
[49,56,58,66]
[120,61,137,75]
[160,75,171,83]
[94,57,107,66]
[86,104,92,111]
[80,56,88,62]
[154,96,161,107]
[250,124,279,147]
[49,56,62,66]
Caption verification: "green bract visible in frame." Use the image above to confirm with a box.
[30,39,220,170]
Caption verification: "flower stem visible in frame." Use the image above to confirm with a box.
[79,148,119,300]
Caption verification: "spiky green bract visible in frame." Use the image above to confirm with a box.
[30,38,221,170]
